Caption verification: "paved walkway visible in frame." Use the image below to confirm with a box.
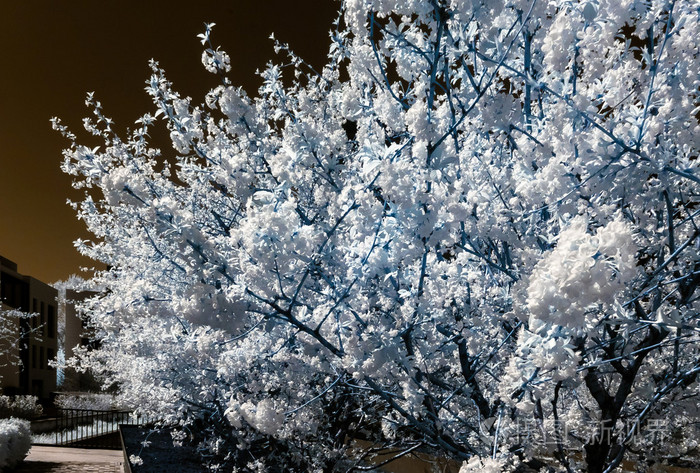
[14,446,124,473]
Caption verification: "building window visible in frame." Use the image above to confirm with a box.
[31,380,43,398]
[47,348,55,368]
[48,305,55,338]
[33,298,37,313]
[40,302,45,336]
[32,345,37,369]
[39,347,44,369]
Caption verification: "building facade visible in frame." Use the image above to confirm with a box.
[62,288,100,391]
[0,255,58,399]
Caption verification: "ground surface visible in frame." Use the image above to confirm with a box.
[12,446,124,473]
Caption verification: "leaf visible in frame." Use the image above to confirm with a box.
[582,3,597,23]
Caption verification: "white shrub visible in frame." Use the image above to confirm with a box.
[54,393,127,411]
[0,395,43,420]
[0,418,31,470]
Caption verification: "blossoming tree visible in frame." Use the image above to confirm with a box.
[55,0,700,471]
[0,309,24,382]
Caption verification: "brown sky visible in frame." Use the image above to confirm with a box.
[0,1,337,284]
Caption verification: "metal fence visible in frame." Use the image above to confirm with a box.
[50,408,147,449]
